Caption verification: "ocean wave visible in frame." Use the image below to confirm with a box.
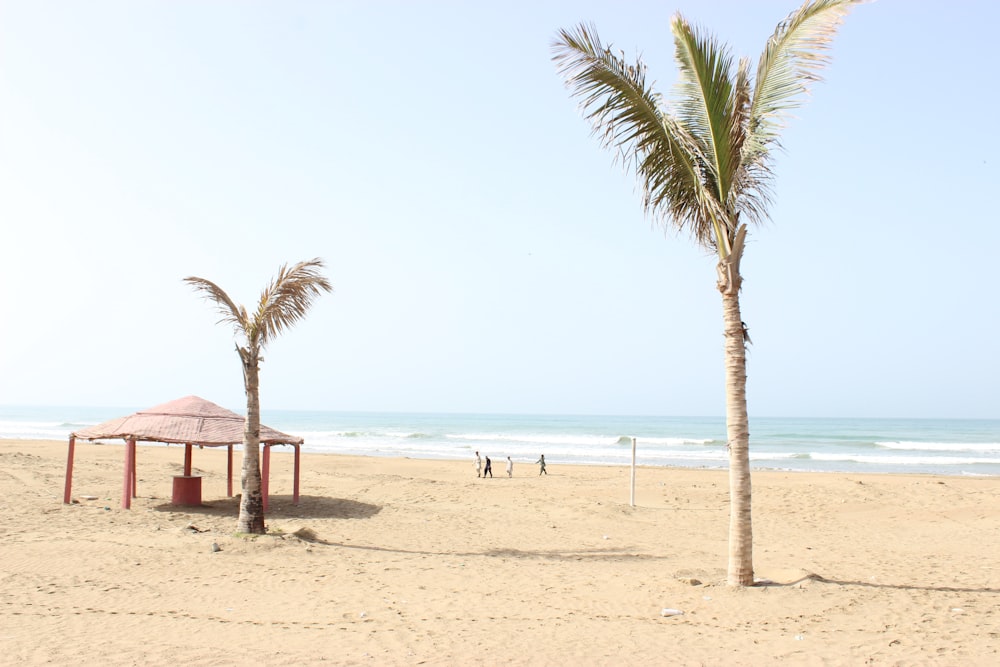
[810,453,998,466]
[293,430,369,440]
[448,432,626,447]
[0,419,75,440]
[750,452,803,461]
[294,429,434,441]
[0,419,64,430]
[875,441,1000,453]
[446,432,716,448]
[615,435,715,446]
[649,437,717,446]
[377,431,434,440]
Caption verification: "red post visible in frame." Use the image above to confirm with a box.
[122,439,136,509]
[184,443,193,477]
[132,442,137,498]
[293,444,300,506]
[64,436,76,504]
[262,444,271,512]
[227,445,233,497]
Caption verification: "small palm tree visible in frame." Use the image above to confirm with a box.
[185,258,333,534]
[553,0,862,585]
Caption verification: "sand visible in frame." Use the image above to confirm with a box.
[1,438,998,666]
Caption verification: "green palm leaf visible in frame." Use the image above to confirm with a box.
[553,24,724,249]
[748,0,864,156]
[670,15,739,210]
[183,275,247,333]
[254,258,333,349]
[186,258,332,352]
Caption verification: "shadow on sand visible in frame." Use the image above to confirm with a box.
[151,494,382,520]
[760,572,1000,595]
[150,496,667,561]
[280,538,676,562]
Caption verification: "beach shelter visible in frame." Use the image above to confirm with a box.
[64,395,304,510]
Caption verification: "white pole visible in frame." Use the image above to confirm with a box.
[630,436,637,507]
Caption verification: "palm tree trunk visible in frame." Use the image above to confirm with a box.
[718,226,753,586]
[237,350,266,534]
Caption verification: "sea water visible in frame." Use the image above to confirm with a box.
[1,405,998,477]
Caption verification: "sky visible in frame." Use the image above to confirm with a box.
[1,0,997,419]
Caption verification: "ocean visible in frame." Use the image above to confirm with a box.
[2,405,999,477]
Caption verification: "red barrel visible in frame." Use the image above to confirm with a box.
[172,475,203,506]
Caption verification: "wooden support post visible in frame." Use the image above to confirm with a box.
[122,439,136,509]
[630,437,637,507]
[227,445,233,497]
[184,443,193,477]
[262,444,271,512]
[132,442,137,498]
[64,436,76,504]
[293,444,301,505]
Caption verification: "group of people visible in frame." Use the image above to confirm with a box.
[474,451,546,478]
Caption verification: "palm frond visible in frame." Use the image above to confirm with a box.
[252,258,333,349]
[183,276,247,333]
[670,14,741,211]
[729,56,773,226]
[552,23,723,248]
[748,0,863,155]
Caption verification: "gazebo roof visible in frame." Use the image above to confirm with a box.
[71,395,303,446]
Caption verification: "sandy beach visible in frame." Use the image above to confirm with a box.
[2,438,998,666]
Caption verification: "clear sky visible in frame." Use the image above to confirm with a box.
[1,1,997,419]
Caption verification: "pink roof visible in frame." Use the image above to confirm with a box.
[71,395,303,446]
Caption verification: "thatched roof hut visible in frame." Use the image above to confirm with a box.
[65,395,304,509]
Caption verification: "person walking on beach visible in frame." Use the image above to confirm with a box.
[506,456,513,478]
[475,451,482,478]
[483,455,493,478]
[536,454,547,475]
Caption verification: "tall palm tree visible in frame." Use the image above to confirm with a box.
[185,258,333,534]
[553,0,862,586]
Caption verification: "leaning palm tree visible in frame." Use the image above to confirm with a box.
[553,0,862,586]
[185,258,332,534]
